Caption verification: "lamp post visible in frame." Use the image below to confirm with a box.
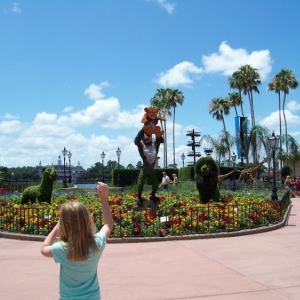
[67,151,72,183]
[268,131,279,200]
[181,153,185,167]
[116,147,121,187]
[101,151,106,182]
[204,148,213,156]
[231,152,237,191]
[62,147,68,188]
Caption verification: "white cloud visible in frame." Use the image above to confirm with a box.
[286,100,300,111]
[155,0,176,14]
[66,97,143,129]
[156,61,203,87]
[202,41,272,81]
[0,104,144,168]
[4,113,18,120]
[0,88,149,168]
[63,106,74,113]
[259,109,300,130]
[11,3,21,13]
[29,98,144,132]
[84,81,110,101]
[0,120,23,133]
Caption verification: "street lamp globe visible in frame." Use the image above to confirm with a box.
[61,147,68,188]
[204,148,213,156]
[116,148,121,187]
[269,131,279,149]
[268,131,279,200]
[67,151,72,183]
[231,152,237,164]
[116,147,121,158]
[181,153,185,167]
[101,151,106,182]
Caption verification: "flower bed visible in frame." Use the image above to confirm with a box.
[0,190,290,238]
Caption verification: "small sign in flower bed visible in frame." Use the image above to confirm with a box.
[0,191,290,238]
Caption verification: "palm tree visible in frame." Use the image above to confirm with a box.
[228,92,242,117]
[208,97,232,162]
[150,89,171,167]
[165,88,184,167]
[208,97,230,132]
[248,125,271,174]
[235,122,270,169]
[228,71,245,117]
[271,70,299,154]
[268,75,283,168]
[238,64,261,128]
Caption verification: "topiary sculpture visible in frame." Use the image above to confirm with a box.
[195,156,220,204]
[21,167,57,204]
[134,126,163,209]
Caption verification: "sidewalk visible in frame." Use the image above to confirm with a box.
[0,199,299,300]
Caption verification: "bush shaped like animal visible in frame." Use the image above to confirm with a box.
[21,167,57,204]
[195,156,220,204]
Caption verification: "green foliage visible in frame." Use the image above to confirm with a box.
[0,166,40,181]
[281,166,292,182]
[21,167,57,204]
[0,170,4,182]
[195,156,220,203]
[111,168,178,186]
[179,166,194,181]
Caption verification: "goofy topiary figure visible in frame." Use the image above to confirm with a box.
[134,108,164,209]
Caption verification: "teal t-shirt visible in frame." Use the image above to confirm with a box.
[51,231,106,300]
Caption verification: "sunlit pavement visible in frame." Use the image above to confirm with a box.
[0,199,300,300]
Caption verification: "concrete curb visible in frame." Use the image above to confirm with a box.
[0,204,292,243]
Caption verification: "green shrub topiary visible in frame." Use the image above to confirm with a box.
[21,167,57,204]
[195,156,220,204]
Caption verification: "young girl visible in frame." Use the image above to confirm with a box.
[41,182,113,300]
[170,173,178,184]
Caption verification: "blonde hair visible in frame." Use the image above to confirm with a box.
[58,202,99,262]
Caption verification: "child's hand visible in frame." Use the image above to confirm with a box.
[97,182,109,200]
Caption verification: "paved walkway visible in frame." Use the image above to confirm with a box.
[0,198,300,300]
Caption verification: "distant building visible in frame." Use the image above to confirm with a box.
[136,156,160,169]
[168,164,177,168]
[136,161,143,168]
[37,156,85,182]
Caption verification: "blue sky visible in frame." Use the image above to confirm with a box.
[1,0,300,169]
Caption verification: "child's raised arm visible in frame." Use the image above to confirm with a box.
[41,223,59,258]
[97,182,114,239]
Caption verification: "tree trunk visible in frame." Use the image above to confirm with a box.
[173,107,176,167]
[278,92,283,177]
[239,90,245,117]
[164,120,167,167]
[283,93,288,155]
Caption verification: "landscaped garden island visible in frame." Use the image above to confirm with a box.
[0,183,291,240]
